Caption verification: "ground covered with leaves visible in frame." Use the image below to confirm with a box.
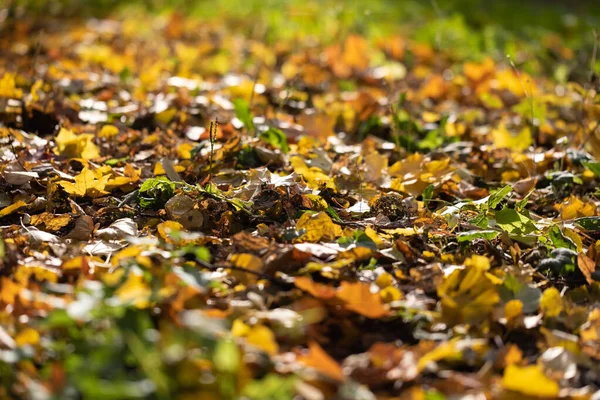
[2,2,600,399]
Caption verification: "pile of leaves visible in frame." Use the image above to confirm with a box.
[1,4,600,399]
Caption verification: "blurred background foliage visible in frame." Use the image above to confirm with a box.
[7,0,600,78]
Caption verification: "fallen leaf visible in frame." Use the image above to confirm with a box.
[502,364,559,398]
[336,281,388,319]
[297,341,344,381]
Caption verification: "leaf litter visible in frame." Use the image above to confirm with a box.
[1,3,600,399]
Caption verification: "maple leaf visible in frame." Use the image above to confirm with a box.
[54,128,100,159]
[58,167,109,197]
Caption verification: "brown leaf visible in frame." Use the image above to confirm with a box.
[578,254,596,285]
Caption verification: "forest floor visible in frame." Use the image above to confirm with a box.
[1,1,600,399]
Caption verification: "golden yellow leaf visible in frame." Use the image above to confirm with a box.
[98,124,119,138]
[438,255,499,325]
[336,281,388,319]
[464,57,495,83]
[54,128,100,159]
[290,156,336,189]
[0,200,27,218]
[540,287,563,318]
[58,167,109,197]
[502,364,559,398]
[296,212,342,242]
[0,73,23,98]
[230,253,263,271]
[157,221,185,241]
[153,161,186,176]
[15,328,40,347]
[244,324,279,356]
[375,272,393,288]
[115,273,151,308]
[504,299,523,321]
[15,265,59,283]
[417,339,461,372]
[491,123,532,152]
[556,195,596,220]
[380,286,402,303]
[30,212,71,232]
[503,345,523,366]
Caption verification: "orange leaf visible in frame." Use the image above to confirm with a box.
[297,341,344,381]
[295,276,337,300]
[336,281,388,319]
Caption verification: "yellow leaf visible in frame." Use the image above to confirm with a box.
[245,325,279,356]
[375,272,393,288]
[380,286,402,303]
[115,273,151,308]
[30,212,71,231]
[540,287,563,317]
[157,221,184,241]
[417,339,461,372]
[58,167,109,197]
[15,328,40,347]
[0,200,27,218]
[54,128,100,159]
[504,299,523,321]
[556,195,596,220]
[296,212,342,242]
[98,124,119,138]
[154,162,186,176]
[491,123,532,152]
[230,253,263,271]
[290,156,336,189]
[502,364,559,398]
[111,246,142,267]
[15,265,59,283]
[438,255,499,325]
[0,73,23,98]
[231,319,251,337]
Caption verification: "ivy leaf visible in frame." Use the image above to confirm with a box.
[138,177,176,209]
[575,216,600,231]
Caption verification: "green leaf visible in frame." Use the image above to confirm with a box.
[213,339,240,374]
[260,127,289,153]
[457,230,499,242]
[242,374,297,400]
[469,213,489,229]
[548,225,576,249]
[233,98,255,133]
[488,185,512,208]
[495,208,537,235]
[422,184,434,207]
[575,216,600,231]
[139,177,176,209]
[582,161,600,178]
